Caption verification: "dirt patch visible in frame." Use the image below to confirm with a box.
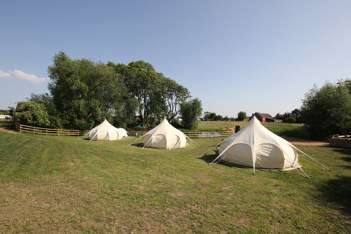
[286,138,329,147]
[0,128,16,134]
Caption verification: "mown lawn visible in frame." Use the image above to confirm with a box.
[0,131,350,233]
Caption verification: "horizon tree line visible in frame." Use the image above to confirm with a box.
[14,52,202,130]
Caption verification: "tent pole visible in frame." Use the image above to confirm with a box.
[210,142,239,164]
[298,168,310,178]
[291,145,329,170]
[90,128,101,141]
[251,146,256,175]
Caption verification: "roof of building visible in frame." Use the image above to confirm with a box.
[254,112,274,118]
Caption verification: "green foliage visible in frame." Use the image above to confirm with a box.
[46,52,191,129]
[15,102,50,127]
[275,109,302,123]
[48,52,138,129]
[30,93,63,128]
[237,111,247,121]
[0,109,10,115]
[202,112,235,121]
[180,98,202,129]
[110,61,190,127]
[301,82,351,138]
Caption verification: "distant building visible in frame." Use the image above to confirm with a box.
[0,115,12,121]
[252,113,274,123]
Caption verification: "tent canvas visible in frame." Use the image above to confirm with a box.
[143,119,187,149]
[212,116,302,172]
[88,119,128,141]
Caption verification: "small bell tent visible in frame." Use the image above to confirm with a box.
[88,119,128,141]
[143,119,187,149]
[212,116,303,172]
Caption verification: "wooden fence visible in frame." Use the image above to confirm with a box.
[14,124,232,138]
[128,129,232,138]
[15,123,81,136]
[329,135,351,148]
[184,130,232,138]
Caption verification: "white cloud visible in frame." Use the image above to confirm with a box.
[0,70,11,78]
[0,69,46,84]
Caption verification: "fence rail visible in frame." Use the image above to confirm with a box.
[128,129,232,138]
[329,135,351,148]
[16,123,81,136]
[14,123,232,138]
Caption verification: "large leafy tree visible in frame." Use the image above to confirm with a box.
[48,52,136,129]
[24,52,195,130]
[163,78,190,121]
[301,82,351,138]
[123,61,166,126]
[110,60,189,127]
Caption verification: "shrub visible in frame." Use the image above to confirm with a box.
[15,102,50,127]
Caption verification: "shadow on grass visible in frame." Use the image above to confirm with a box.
[199,152,217,163]
[316,147,351,216]
[199,152,253,169]
[131,143,144,148]
[318,176,351,216]
[332,147,351,166]
[270,125,311,140]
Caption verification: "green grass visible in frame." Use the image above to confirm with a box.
[0,132,350,233]
[198,121,309,139]
[198,120,248,131]
[0,120,13,128]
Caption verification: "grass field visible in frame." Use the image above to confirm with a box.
[0,131,350,233]
[198,121,309,139]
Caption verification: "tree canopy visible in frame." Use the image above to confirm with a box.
[301,81,351,138]
[18,52,194,130]
[237,111,247,121]
[15,102,50,127]
[275,109,302,123]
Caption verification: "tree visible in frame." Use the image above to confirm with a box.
[29,93,63,128]
[203,112,217,121]
[163,78,190,121]
[203,112,224,121]
[48,52,137,129]
[113,61,166,127]
[301,83,351,138]
[237,111,247,121]
[180,98,202,129]
[110,60,189,127]
[275,109,302,123]
[15,102,50,127]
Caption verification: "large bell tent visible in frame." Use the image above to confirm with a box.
[212,116,326,173]
[88,119,128,141]
[143,119,188,149]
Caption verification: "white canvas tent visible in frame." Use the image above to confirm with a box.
[88,119,128,141]
[212,116,303,172]
[143,119,187,149]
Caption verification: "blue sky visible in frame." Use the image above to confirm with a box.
[1,0,351,116]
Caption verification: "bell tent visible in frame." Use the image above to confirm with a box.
[143,119,187,149]
[88,119,128,141]
[212,116,303,172]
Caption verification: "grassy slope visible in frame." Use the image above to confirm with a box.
[0,132,350,233]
